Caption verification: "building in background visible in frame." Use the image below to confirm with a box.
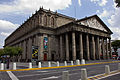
[4,8,113,62]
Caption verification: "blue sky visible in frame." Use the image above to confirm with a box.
[0,0,120,48]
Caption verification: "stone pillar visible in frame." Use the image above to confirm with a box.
[19,42,22,61]
[96,36,100,60]
[65,34,69,61]
[23,40,26,61]
[102,38,106,59]
[28,37,32,62]
[99,39,102,59]
[91,36,95,60]
[37,34,44,61]
[79,33,83,60]
[60,35,63,61]
[86,34,90,60]
[109,38,112,59]
[106,38,109,59]
[48,35,51,60]
[72,32,76,60]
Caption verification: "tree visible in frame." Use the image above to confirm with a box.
[0,49,4,57]
[0,46,23,61]
[111,40,120,56]
[3,47,23,57]
[115,0,120,7]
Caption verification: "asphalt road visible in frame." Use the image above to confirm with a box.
[0,62,120,80]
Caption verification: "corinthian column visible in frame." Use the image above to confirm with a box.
[109,38,112,59]
[60,35,63,61]
[65,34,69,61]
[91,36,95,60]
[86,34,90,60]
[72,32,76,60]
[96,36,100,60]
[106,38,109,59]
[102,38,105,59]
[80,33,83,60]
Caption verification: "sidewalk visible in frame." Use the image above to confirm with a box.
[1,59,119,70]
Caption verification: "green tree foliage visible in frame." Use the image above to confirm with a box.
[0,47,23,57]
[112,40,120,49]
[0,49,4,57]
[115,0,120,7]
[112,40,120,56]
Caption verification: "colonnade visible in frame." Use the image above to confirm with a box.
[59,32,112,61]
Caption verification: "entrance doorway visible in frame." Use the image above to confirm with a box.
[44,53,47,61]
[51,54,54,61]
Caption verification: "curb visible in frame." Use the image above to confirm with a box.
[0,61,120,72]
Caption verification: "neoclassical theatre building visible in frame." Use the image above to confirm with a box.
[5,8,113,62]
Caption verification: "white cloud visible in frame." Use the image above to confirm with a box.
[0,0,72,14]
[110,27,120,40]
[78,0,82,6]
[107,6,120,40]
[1,32,10,37]
[90,0,108,6]
[91,0,99,2]
[0,19,19,38]
[108,8,120,28]
[99,0,107,6]
[0,20,18,31]
[99,9,109,18]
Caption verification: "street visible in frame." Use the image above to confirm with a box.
[0,62,120,80]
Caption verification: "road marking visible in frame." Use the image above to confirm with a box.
[36,71,48,72]
[98,71,120,80]
[7,71,19,80]
[87,70,120,80]
[18,71,61,77]
[39,76,60,80]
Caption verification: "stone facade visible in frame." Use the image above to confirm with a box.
[5,8,113,62]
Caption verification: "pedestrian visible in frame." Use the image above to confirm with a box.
[6,58,10,69]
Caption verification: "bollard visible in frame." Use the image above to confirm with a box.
[48,62,51,67]
[105,65,110,75]
[71,61,74,66]
[64,61,67,66]
[81,59,85,64]
[76,60,80,65]
[38,62,41,68]
[29,62,32,68]
[118,63,120,71]
[81,68,87,80]
[62,71,69,80]
[57,61,60,67]
[13,63,16,70]
[1,63,4,70]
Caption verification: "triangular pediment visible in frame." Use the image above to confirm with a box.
[77,15,110,33]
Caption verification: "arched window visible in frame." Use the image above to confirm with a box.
[51,17,54,27]
[39,15,42,24]
[44,15,47,26]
